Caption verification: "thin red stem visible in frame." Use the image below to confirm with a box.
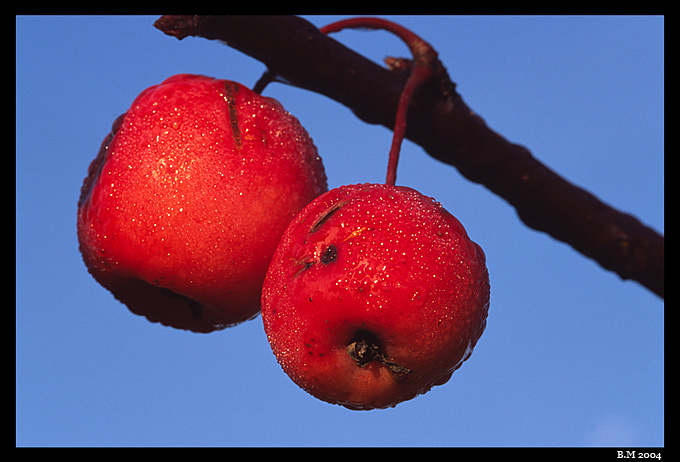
[321,17,437,186]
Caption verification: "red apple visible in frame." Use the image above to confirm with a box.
[261,183,490,410]
[78,74,327,332]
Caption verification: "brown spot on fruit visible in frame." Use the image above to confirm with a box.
[347,329,412,380]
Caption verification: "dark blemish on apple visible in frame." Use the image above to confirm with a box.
[224,82,242,150]
[293,244,337,278]
[320,245,338,265]
[293,260,315,278]
[305,338,318,355]
[310,201,346,233]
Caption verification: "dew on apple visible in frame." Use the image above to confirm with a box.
[78,73,327,332]
[262,183,489,409]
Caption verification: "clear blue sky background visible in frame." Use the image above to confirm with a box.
[16,15,663,447]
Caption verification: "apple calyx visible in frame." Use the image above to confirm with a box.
[347,330,412,380]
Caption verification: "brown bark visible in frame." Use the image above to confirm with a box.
[154,15,664,299]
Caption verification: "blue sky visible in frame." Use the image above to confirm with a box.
[16,15,663,447]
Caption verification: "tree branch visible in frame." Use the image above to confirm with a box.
[154,15,664,299]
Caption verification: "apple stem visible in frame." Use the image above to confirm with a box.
[385,63,432,186]
[252,68,294,95]
[251,69,277,94]
[320,17,438,186]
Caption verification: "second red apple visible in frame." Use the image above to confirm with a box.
[261,183,490,409]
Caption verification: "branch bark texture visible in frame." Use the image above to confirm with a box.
[154,15,664,299]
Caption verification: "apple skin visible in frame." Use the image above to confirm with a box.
[261,183,490,410]
[78,74,327,332]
